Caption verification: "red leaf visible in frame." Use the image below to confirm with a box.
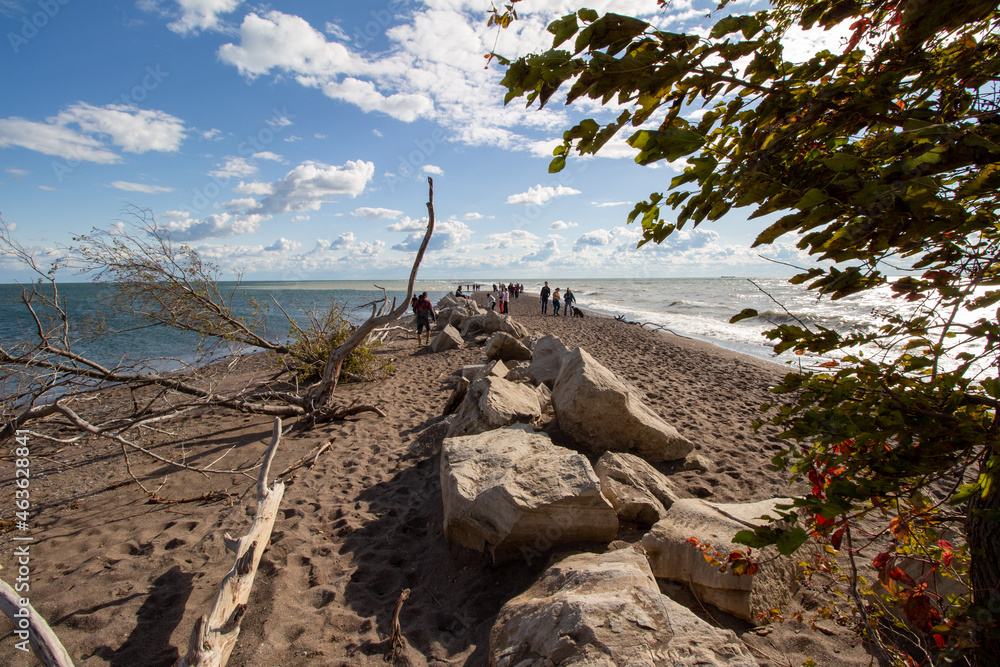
[831,526,846,550]
[889,567,917,589]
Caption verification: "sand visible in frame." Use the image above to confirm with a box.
[0,291,875,666]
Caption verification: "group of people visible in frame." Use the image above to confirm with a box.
[487,282,523,314]
[539,282,577,316]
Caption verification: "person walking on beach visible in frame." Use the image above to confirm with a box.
[501,286,510,313]
[540,282,550,314]
[488,293,496,311]
[563,288,575,316]
[413,292,435,346]
[552,287,561,316]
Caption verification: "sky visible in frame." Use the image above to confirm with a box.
[0,0,848,283]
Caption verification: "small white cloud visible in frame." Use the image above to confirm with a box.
[249,160,375,215]
[464,212,483,220]
[221,197,258,211]
[392,218,470,251]
[38,185,55,191]
[265,237,301,252]
[330,231,355,248]
[167,0,243,35]
[591,201,629,208]
[353,207,403,220]
[165,211,266,241]
[160,210,191,220]
[110,180,175,194]
[6,168,28,179]
[372,129,383,137]
[252,151,283,161]
[386,216,427,232]
[324,21,349,41]
[235,181,274,196]
[268,115,294,128]
[506,184,581,206]
[201,128,222,140]
[549,220,578,230]
[421,164,444,175]
[210,156,257,179]
[284,135,302,143]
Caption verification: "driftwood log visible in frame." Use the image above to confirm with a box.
[180,418,286,667]
[0,578,74,667]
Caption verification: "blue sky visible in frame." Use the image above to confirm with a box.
[0,0,846,283]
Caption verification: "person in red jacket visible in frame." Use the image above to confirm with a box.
[413,292,436,346]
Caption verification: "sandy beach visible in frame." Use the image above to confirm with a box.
[0,291,874,666]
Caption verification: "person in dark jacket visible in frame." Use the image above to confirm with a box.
[540,282,550,314]
[413,292,435,346]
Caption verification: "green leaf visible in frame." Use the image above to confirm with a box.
[776,527,810,556]
[710,15,742,39]
[795,188,829,210]
[548,155,566,173]
[730,308,759,323]
[627,128,706,164]
[547,14,580,48]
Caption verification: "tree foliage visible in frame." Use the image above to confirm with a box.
[498,1,1000,663]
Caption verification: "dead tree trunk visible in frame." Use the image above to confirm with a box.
[0,578,74,667]
[180,418,285,667]
[306,178,436,413]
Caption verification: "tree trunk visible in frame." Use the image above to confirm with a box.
[968,482,1000,667]
[307,177,436,412]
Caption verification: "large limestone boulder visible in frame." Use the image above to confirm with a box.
[460,311,529,339]
[441,425,618,563]
[430,324,463,352]
[552,348,694,463]
[490,548,757,667]
[446,376,543,438]
[641,497,798,624]
[594,451,680,527]
[485,332,532,362]
[526,334,570,388]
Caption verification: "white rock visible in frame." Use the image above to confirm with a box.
[552,348,694,463]
[527,334,570,388]
[441,425,618,563]
[490,548,757,666]
[641,497,798,624]
[446,376,543,438]
[430,324,464,352]
[485,332,533,362]
[594,451,680,527]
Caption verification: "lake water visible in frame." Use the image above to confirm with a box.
[0,277,891,372]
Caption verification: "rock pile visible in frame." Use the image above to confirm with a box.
[422,293,801,663]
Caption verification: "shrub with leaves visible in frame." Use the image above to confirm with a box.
[283,302,394,384]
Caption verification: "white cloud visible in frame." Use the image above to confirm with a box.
[201,128,222,140]
[320,78,433,123]
[506,184,581,206]
[353,207,403,220]
[218,11,366,79]
[57,103,186,154]
[168,0,242,34]
[283,135,301,143]
[160,210,191,220]
[386,216,427,232]
[165,212,265,241]
[110,180,175,194]
[234,181,274,196]
[591,201,630,208]
[330,232,355,248]
[464,212,483,220]
[210,156,257,179]
[221,197,258,211]
[264,237,301,252]
[0,103,185,163]
[250,160,374,214]
[421,164,444,175]
[392,218,471,251]
[6,168,28,179]
[549,220,578,230]
[486,229,540,249]
[252,151,283,161]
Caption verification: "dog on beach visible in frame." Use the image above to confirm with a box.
[573,306,584,318]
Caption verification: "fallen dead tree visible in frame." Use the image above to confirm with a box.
[0,578,74,667]
[0,179,436,485]
[180,418,285,667]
